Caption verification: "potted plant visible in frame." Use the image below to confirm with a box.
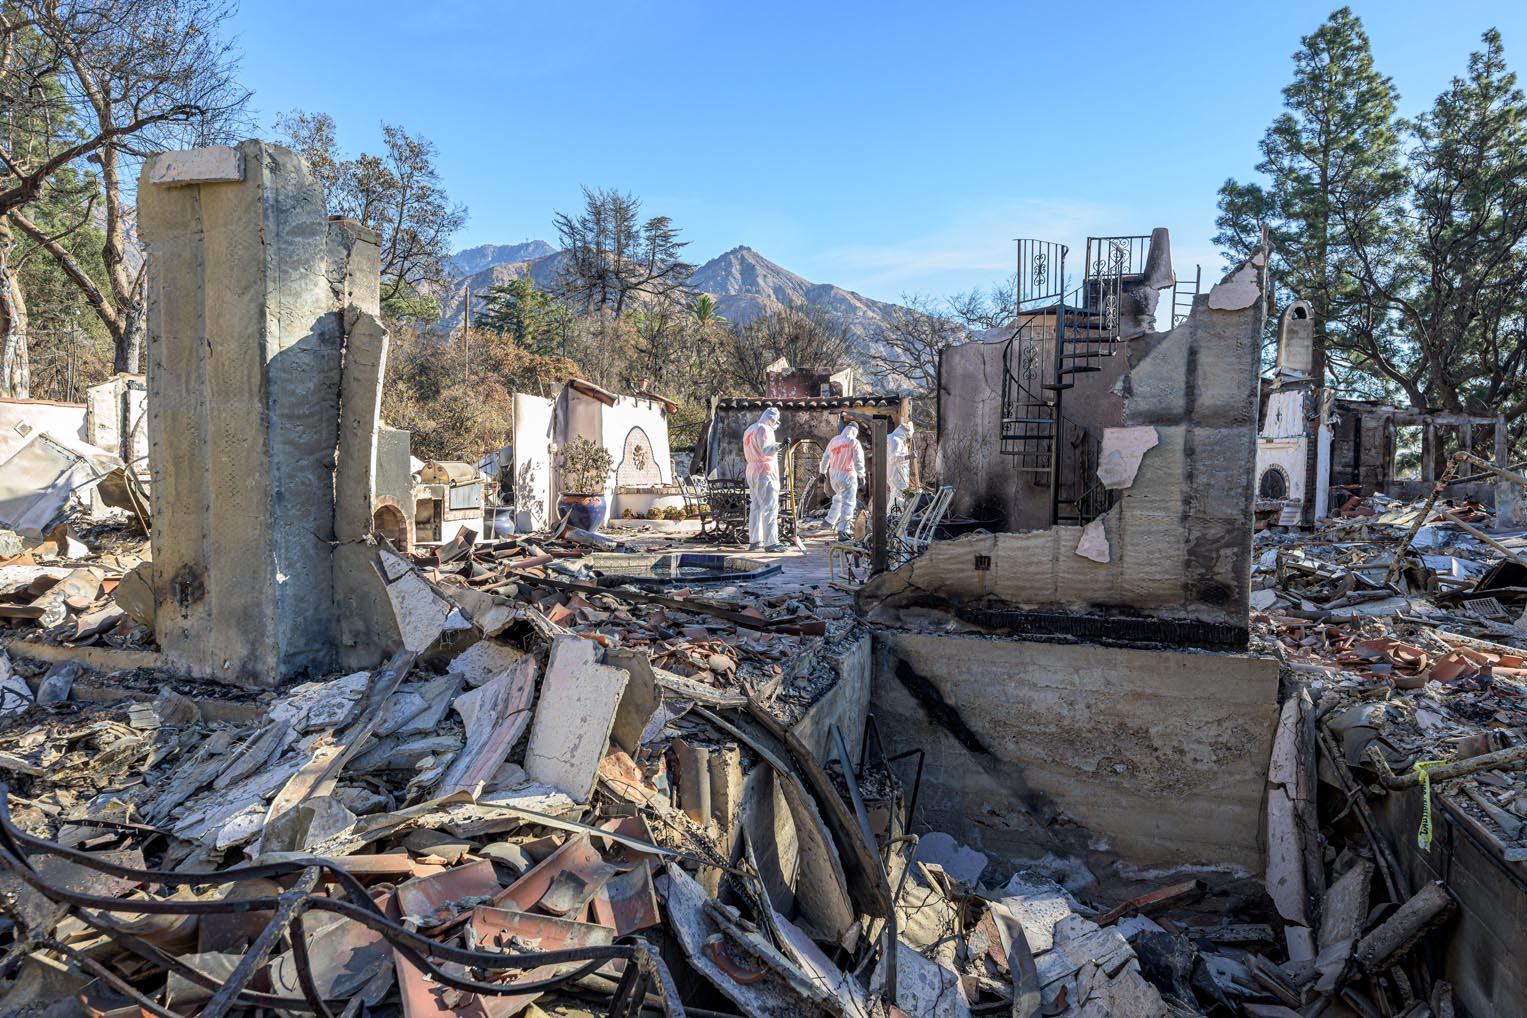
[557,436,615,530]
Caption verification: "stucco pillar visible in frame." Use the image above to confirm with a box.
[138,140,395,686]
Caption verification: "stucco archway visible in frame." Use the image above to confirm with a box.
[373,501,410,553]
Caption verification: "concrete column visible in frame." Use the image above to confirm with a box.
[1497,416,1510,467]
[139,141,395,686]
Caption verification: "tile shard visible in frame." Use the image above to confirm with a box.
[437,655,538,798]
[522,637,628,803]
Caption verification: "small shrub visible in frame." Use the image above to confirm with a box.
[559,436,614,495]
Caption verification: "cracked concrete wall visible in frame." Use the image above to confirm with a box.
[872,243,1268,639]
[139,141,398,686]
[870,630,1279,877]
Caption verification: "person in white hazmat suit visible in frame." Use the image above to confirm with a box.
[819,423,865,540]
[742,407,786,552]
[887,418,915,509]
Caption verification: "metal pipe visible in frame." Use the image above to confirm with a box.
[0,795,686,1015]
[199,871,318,1018]
[871,415,888,573]
[1364,742,1527,789]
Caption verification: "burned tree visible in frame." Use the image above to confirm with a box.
[0,0,251,394]
[277,112,467,322]
[552,187,692,315]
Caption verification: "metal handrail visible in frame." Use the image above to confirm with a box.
[1085,235,1153,280]
[1000,236,1127,526]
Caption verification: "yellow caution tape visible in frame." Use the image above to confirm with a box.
[1414,759,1446,852]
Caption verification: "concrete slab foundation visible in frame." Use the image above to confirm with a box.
[871,630,1279,878]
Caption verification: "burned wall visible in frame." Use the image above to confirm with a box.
[1328,402,1393,495]
[869,244,1269,643]
[872,631,1278,876]
[936,335,1128,532]
[862,244,1277,883]
[937,229,1174,531]
[701,395,909,481]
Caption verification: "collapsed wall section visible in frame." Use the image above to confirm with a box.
[866,244,1268,645]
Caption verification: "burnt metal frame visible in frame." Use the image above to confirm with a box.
[704,479,798,546]
[0,788,687,1018]
[855,713,925,861]
[1000,237,1128,526]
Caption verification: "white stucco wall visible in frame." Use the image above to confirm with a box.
[512,393,556,531]
[1255,437,1307,506]
[0,399,88,465]
[1314,423,1332,520]
[84,375,148,469]
[555,389,673,525]
[1260,390,1307,440]
[603,396,672,488]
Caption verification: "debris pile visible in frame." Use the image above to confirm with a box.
[1253,486,1527,1015]
[0,518,1276,1018]
[1256,490,1527,856]
[0,519,152,650]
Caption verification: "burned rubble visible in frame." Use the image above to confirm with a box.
[1,140,1524,1018]
[0,522,1206,1018]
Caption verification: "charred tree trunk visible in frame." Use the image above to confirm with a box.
[114,281,145,375]
[0,223,30,398]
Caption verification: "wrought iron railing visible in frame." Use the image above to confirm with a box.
[999,236,1128,526]
[999,313,1056,469]
[1085,235,1153,279]
[1015,238,1069,309]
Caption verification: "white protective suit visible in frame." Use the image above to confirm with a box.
[887,420,915,508]
[819,423,865,534]
[742,407,783,549]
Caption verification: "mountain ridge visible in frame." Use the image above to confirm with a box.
[446,240,557,277]
[437,242,902,360]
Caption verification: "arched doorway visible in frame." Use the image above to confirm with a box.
[373,502,410,553]
[1258,466,1290,501]
[786,439,828,516]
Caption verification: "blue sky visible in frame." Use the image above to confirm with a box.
[229,1,1527,304]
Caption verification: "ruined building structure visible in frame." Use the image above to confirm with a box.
[139,141,401,687]
[1255,302,1511,527]
[1255,301,1332,526]
[859,234,1281,879]
[700,395,911,483]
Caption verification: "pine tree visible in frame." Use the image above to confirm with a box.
[1215,7,1404,386]
[475,277,566,356]
[1400,29,1527,419]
